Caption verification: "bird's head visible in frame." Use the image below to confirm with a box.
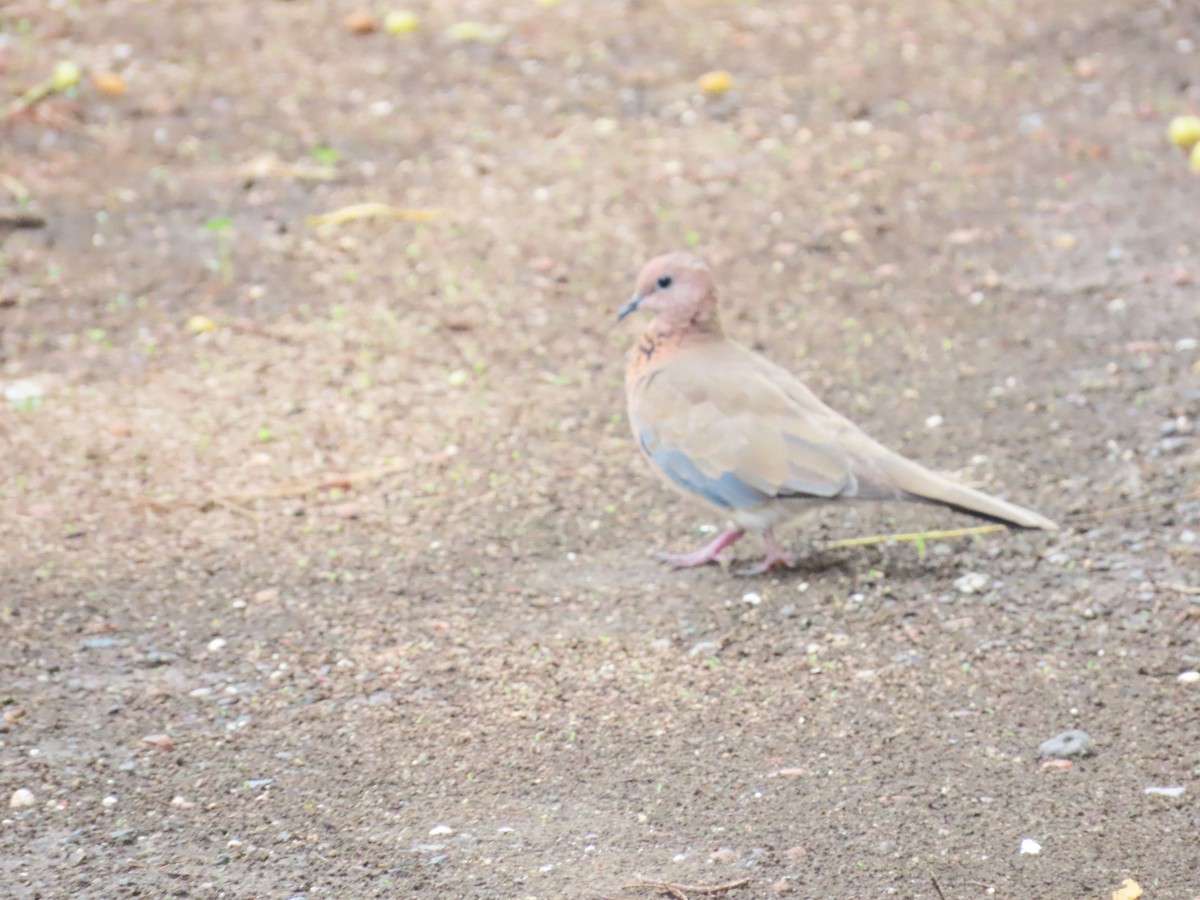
[618,251,721,333]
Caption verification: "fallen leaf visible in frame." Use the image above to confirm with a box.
[140,733,174,751]
[92,72,126,96]
[345,11,377,34]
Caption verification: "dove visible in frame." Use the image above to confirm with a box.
[619,251,1057,576]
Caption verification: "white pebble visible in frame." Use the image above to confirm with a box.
[9,789,35,809]
[1144,786,1185,798]
[207,637,227,652]
[925,414,944,429]
[1179,530,1196,544]
[1178,670,1200,685]
[429,824,453,836]
[101,796,118,808]
[1019,838,1041,855]
[954,572,990,594]
[741,592,762,606]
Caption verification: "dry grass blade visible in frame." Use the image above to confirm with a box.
[621,878,751,899]
[1067,486,1200,521]
[305,202,447,227]
[822,524,1006,550]
[217,465,407,505]
[1162,583,1200,596]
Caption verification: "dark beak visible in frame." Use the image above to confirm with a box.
[617,293,644,322]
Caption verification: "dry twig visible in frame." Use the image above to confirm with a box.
[621,878,750,900]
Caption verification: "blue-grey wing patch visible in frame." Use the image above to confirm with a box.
[638,427,768,510]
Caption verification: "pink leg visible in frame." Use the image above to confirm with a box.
[733,529,793,577]
[657,528,745,569]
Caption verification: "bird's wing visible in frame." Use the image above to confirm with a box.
[630,341,859,509]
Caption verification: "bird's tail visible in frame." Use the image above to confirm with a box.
[880,452,1057,530]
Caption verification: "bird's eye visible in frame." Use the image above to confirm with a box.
[656,274,673,289]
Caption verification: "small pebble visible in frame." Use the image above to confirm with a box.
[1038,729,1094,759]
[924,414,944,429]
[9,789,35,809]
[954,572,989,594]
[1019,838,1042,855]
[710,846,738,863]
[1178,670,1200,684]
[429,824,453,836]
[1144,785,1185,798]
[101,796,118,808]
[207,637,226,652]
[742,591,762,606]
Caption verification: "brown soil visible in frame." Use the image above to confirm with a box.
[2,1,1199,897]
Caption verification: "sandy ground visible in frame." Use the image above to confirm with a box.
[2,0,1199,897]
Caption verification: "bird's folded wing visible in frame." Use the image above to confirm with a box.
[631,348,857,509]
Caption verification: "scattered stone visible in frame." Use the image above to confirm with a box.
[741,591,762,606]
[1038,729,1094,759]
[101,795,118,808]
[709,846,737,863]
[954,572,989,594]
[429,824,453,836]
[1177,670,1200,685]
[207,637,227,653]
[9,788,35,809]
[80,636,119,650]
[688,640,721,658]
[924,414,944,429]
[1019,837,1042,855]
[1144,785,1185,798]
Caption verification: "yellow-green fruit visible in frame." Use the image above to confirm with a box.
[384,10,419,34]
[51,60,82,91]
[1168,115,1200,149]
[187,315,217,334]
[698,70,733,95]
[1190,141,1200,173]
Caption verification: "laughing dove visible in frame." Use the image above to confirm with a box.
[619,251,1057,575]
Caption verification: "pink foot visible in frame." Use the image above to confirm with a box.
[733,529,793,577]
[657,528,745,569]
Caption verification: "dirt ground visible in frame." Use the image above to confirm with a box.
[2,0,1199,897]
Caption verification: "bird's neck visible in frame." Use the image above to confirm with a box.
[626,320,724,384]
